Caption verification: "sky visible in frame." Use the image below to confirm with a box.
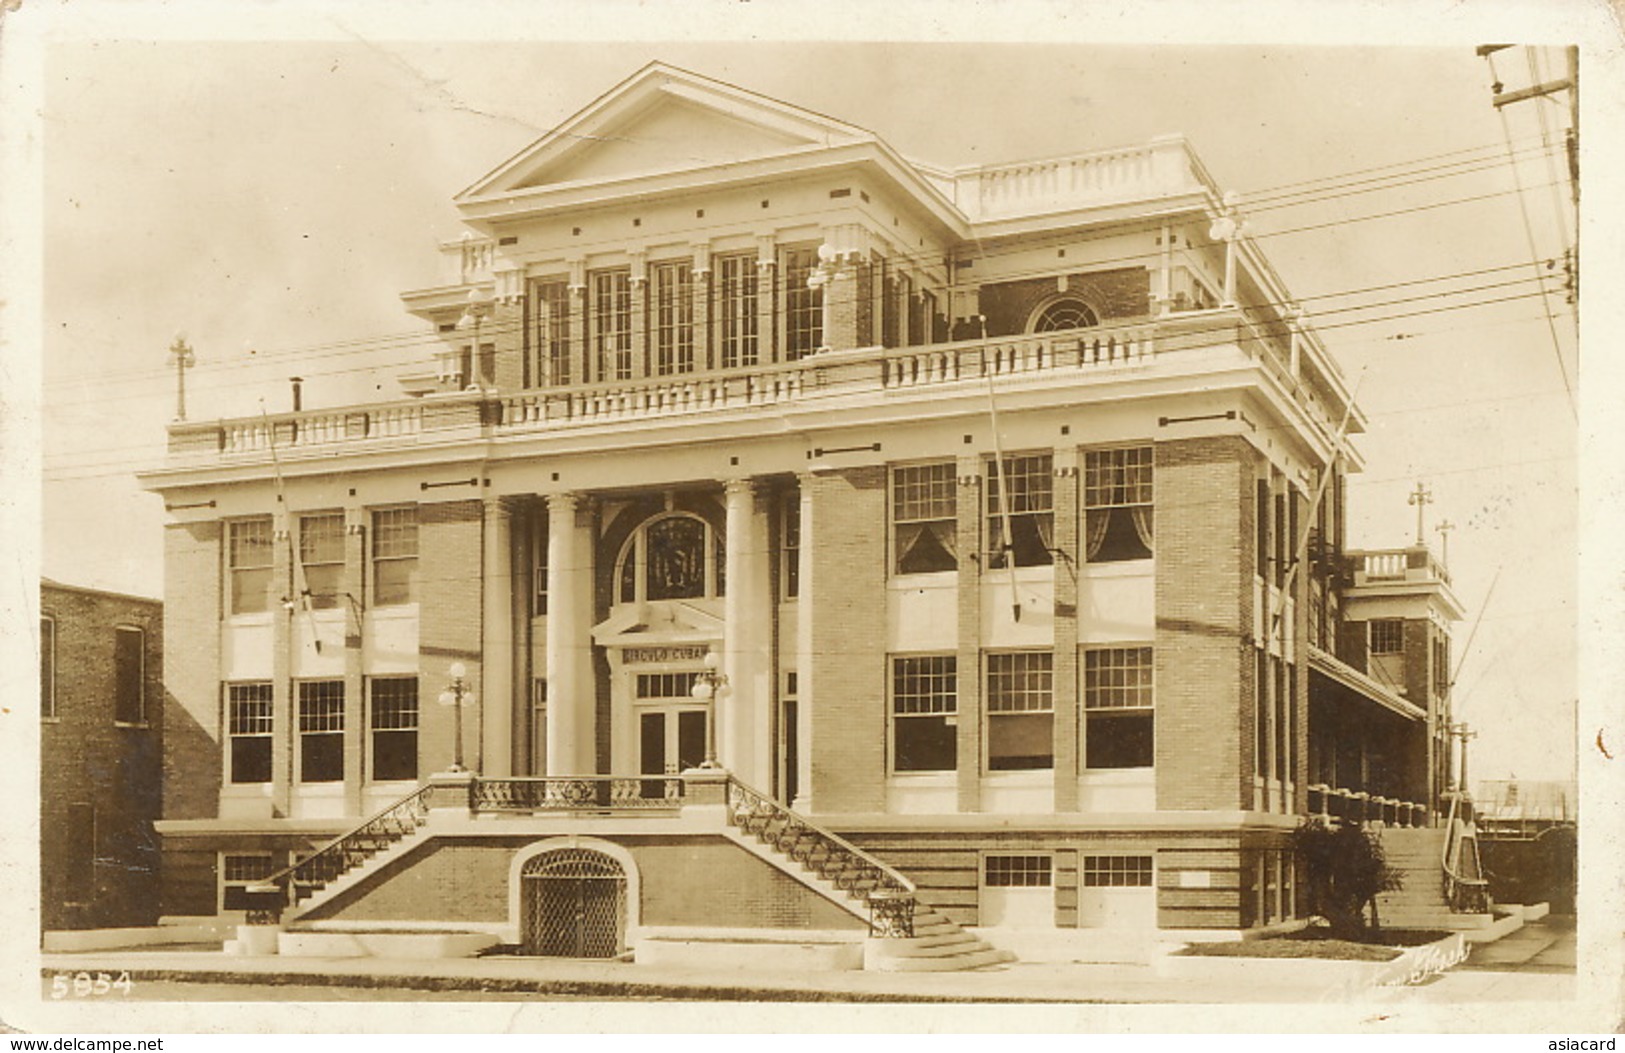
[17,4,1612,787]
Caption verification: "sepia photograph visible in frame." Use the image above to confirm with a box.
[5,0,1618,1036]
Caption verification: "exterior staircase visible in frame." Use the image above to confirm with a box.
[1374,800,1493,932]
[724,779,1015,972]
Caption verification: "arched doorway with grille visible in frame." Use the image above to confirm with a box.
[509,838,640,959]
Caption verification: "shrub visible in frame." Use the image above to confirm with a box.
[1292,818,1402,939]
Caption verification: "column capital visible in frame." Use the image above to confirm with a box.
[545,491,581,514]
[691,242,713,275]
[957,452,984,487]
[567,257,587,290]
[723,477,764,500]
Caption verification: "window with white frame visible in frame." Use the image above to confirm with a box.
[986,651,1053,771]
[531,511,549,616]
[652,260,695,376]
[530,678,547,776]
[616,513,723,604]
[780,486,800,600]
[372,507,418,607]
[227,683,273,784]
[1080,855,1153,888]
[1369,619,1404,655]
[298,680,344,783]
[370,677,418,782]
[40,614,56,719]
[228,517,274,615]
[987,453,1054,568]
[592,269,633,381]
[984,854,1053,888]
[891,655,956,772]
[220,853,277,911]
[717,253,759,369]
[1084,447,1154,563]
[1032,297,1099,332]
[532,278,571,386]
[1084,646,1154,769]
[299,512,345,609]
[114,626,145,724]
[781,244,822,360]
[892,463,957,575]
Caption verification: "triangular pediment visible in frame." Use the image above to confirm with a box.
[592,599,724,649]
[460,63,876,200]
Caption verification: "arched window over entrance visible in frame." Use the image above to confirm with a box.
[1030,297,1100,333]
[519,847,629,958]
[615,512,725,604]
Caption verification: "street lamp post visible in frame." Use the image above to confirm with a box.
[689,650,728,769]
[438,662,477,773]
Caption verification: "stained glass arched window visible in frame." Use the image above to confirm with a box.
[616,513,723,603]
[1031,298,1099,333]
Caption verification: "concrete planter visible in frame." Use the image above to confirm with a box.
[1156,932,1467,996]
[635,928,863,971]
[276,930,498,959]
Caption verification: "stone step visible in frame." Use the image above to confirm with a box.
[876,947,1015,972]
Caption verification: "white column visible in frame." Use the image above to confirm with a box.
[793,473,817,811]
[480,498,513,777]
[722,478,773,786]
[545,493,594,775]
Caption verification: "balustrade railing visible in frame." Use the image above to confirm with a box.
[725,778,916,938]
[470,775,685,812]
[217,404,424,455]
[881,324,1155,392]
[1307,783,1428,828]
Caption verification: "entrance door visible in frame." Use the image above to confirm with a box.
[521,848,628,958]
[639,708,709,775]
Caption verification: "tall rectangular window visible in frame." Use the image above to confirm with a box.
[298,680,344,783]
[372,508,418,607]
[652,260,694,376]
[1256,479,1271,577]
[1085,447,1154,562]
[987,453,1054,568]
[227,683,273,784]
[114,626,145,724]
[780,487,801,600]
[1084,646,1154,769]
[299,512,344,609]
[717,253,759,369]
[40,615,55,719]
[986,651,1053,771]
[893,463,958,574]
[592,269,633,381]
[781,245,822,361]
[892,655,957,772]
[228,517,274,615]
[533,278,571,386]
[370,678,418,782]
[532,512,549,616]
[530,679,547,776]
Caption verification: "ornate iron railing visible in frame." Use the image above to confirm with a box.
[470,776,685,812]
[1441,791,1492,914]
[249,782,436,920]
[724,778,916,938]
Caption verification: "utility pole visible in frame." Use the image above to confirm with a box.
[168,336,195,421]
[1407,482,1433,545]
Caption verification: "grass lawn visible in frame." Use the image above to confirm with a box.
[1175,928,1451,962]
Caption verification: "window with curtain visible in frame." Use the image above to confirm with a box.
[1084,447,1153,563]
[893,463,957,574]
[987,453,1054,568]
[299,512,345,609]
[372,507,418,607]
[986,651,1053,771]
[228,517,273,615]
[892,655,956,772]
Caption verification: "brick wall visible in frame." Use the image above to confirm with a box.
[1153,436,1253,811]
[418,501,484,773]
[978,268,1151,337]
[40,583,164,929]
[491,301,524,391]
[805,466,888,813]
[161,522,221,821]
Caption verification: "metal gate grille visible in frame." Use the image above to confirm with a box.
[521,849,627,958]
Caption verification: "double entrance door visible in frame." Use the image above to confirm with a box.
[635,670,710,781]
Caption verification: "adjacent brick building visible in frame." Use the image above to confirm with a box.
[138,64,1461,961]
[40,579,163,931]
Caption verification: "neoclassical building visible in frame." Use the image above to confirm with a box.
[141,64,1466,967]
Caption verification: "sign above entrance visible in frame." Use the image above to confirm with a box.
[622,645,709,665]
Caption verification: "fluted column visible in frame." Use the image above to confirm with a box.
[480,497,513,777]
[722,478,773,785]
[545,493,595,774]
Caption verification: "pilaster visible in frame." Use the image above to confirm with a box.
[955,454,983,813]
[270,516,293,817]
[342,505,366,814]
[1052,449,1081,811]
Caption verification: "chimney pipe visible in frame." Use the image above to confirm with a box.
[290,376,304,413]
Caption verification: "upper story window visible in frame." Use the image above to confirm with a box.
[228,517,274,615]
[114,625,145,724]
[299,512,345,609]
[533,278,571,386]
[532,511,549,616]
[616,513,724,604]
[40,615,56,720]
[1084,646,1154,769]
[652,260,695,377]
[1369,619,1405,655]
[892,462,957,575]
[781,245,822,361]
[987,454,1054,569]
[592,269,633,381]
[1085,447,1153,563]
[372,508,418,607]
[986,651,1054,771]
[1032,297,1099,332]
[717,253,759,369]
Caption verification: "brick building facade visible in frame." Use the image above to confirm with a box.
[40,579,163,931]
[139,64,1460,963]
